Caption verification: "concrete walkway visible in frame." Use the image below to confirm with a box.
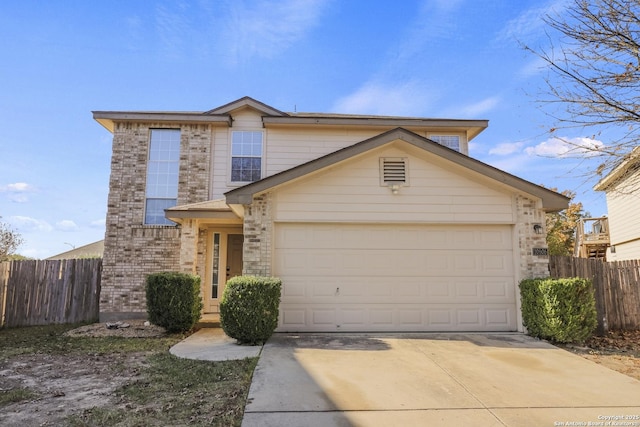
[242,333,640,427]
[170,327,262,361]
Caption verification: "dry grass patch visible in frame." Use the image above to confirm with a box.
[0,323,257,427]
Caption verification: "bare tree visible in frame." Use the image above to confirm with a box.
[526,0,640,180]
[0,217,23,261]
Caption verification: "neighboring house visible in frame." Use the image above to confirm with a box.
[93,96,568,332]
[46,240,104,260]
[594,147,640,261]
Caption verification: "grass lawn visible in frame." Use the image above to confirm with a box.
[0,324,258,426]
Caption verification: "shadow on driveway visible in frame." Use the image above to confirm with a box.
[242,333,640,427]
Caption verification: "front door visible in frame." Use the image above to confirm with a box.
[205,231,244,313]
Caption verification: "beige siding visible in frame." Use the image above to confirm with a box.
[211,127,230,199]
[209,108,469,199]
[272,143,514,224]
[230,107,264,128]
[266,128,468,175]
[265,128,398,175]
[606,180,640,260]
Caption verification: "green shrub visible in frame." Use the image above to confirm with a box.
[519,277,597,343]
[220,276,281,345]
[146,272,203,333]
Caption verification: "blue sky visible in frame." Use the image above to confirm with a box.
[0,0,608,258]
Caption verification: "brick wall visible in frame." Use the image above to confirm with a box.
[100,122,213,321]
[515,194,550,280]
[242,193,273,276]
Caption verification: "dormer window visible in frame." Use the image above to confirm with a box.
[231,131,263,182]
[430,135,460,152]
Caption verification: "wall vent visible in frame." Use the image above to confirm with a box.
[380,157,408,185]
[532,248,549,256]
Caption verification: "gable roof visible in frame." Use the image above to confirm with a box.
[204,96,288,116]
[594,146,640,191]
[225,127,569,211]
[93,97,487,140]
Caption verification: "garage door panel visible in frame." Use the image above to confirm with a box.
[275,223,517,332]
[276,250,513,277]
[279,276,514,304]
[275,224,512,251]
[279,304,516,332]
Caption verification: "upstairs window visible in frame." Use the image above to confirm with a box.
[145,129,180,225]
[231,131,263,182]
[430,135,460,152]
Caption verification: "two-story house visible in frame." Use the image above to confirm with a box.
[93,96,568,332]
[594,147,640,260]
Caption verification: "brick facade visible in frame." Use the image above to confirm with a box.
[515,194,550,280]
[100,122,213,321]
[242,193,273,276]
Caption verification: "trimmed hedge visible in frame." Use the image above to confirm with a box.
[146,272,203,333]
[519,277,597,343]
[220,276,282,345]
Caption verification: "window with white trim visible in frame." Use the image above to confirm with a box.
[429,135,460,152]
[231,131,263,182]
[145,129,180,225]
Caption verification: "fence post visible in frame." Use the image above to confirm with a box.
[0,261,9,328]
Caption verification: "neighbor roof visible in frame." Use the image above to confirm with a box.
[225,127,569,211]
[594,146,640,191]
[46,240,104,260]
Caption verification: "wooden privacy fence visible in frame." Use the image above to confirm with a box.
[549,256,640,332]
[0,258,102,328]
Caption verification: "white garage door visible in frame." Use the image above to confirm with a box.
[274,223,517,332]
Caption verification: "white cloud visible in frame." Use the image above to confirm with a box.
[525,136,605,158]
[9,216,53,232]
[489,141,525,156]
[0,182,35,203]
[155,4,191,58]
[497,0,568,44]
[459,96,500,117]
[517,56,548,78]
[5,182,33,192]
[332,81,435,116]
[393,0,463,63]
[484,154,533,176]
[8,193,29,203]
[223,0,330,64]
[90,218,106,228]
[56,220,79,232]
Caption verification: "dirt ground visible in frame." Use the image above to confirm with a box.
[558,330,640,381]
[63,319,167,339]
[0,320,167,426]
[1,323,639,426]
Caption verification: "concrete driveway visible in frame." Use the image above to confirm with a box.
[242,333,640,427]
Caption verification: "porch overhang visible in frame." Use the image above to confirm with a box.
[165,199,243,225]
